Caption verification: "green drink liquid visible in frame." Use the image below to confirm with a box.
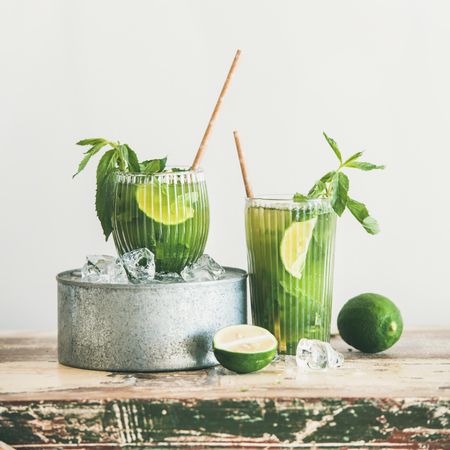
[113,169,209,273]
[245,197,337,354]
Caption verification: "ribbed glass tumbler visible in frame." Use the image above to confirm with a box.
[245,197,337,354]
[112,168,209,273]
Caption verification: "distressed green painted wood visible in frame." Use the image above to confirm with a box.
[0,330,449,448]
[1,398,450,447]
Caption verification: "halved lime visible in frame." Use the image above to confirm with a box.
[280,219,316,279]
[135,184,194,225]
[213,325,277,373]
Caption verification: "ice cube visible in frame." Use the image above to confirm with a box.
[270,354,298,370]
[296,338,344,369]
[180,254,225,282]
[121,248,155,283]
[81,255,128,284]
[154,272,184,283]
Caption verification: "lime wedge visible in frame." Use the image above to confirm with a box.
[280,219,316,279]
[213,325,277,373]
[135,185,194,225]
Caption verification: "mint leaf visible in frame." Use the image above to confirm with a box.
[96,150,118,240]
[308,180,326,198]
[125,145,140,173]
[320,171,336,183]
[73,141,108,177]
[331,172,349,216]
[346,161,385,171]
[347,197,380,234]
[73,152,94,178]
[293,193,309,202]
[323,132,342,163]
[117,144,141,173]
[77,138,107,146]
[82,142,106,156]
[343,151,363,166]
[362,216,380,234]
[140,157,167,175]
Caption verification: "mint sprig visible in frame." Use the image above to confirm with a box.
[74,137,167,240]
[294,132,385,235]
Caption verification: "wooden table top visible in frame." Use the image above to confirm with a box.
[0,329,449,448]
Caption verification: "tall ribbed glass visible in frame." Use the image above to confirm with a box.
[112,168,209,273]
[245,197,337,354]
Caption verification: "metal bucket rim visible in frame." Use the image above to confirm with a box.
[56,267,247,289]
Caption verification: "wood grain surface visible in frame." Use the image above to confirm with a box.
[0,330,449,448]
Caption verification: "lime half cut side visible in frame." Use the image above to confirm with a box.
[213,325,278,374]
[280,218,316,279]
[135,184,194,225]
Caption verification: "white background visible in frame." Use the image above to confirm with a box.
[0,0,448,330]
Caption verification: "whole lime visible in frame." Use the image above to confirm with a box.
[337,293,403,353]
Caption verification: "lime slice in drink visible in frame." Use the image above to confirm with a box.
[280,219,316,279]
[135,185,194,225]
[213,325,277,374]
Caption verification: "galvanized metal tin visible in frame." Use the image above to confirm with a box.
[57,268,247,372]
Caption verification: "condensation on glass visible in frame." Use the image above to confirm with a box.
[245,196,337,354]
[112,168,209,273]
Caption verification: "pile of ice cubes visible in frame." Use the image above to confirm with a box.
[81,250,225,285]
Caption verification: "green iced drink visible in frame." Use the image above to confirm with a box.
[113,168,209,273]
[245,197,337,354]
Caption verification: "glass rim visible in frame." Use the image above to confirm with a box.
[115,166,204,179]
[246,195,331,206]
